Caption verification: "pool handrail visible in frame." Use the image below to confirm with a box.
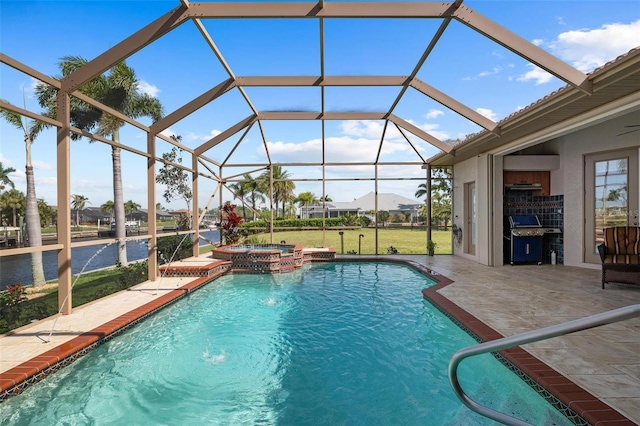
[448,304,640,426]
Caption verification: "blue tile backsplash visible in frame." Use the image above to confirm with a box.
[504,193,564,264]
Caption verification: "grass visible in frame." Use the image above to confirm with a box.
[244,228,452,255]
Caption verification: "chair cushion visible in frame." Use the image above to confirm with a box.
[603,254,640,265]
[603,226,640,255]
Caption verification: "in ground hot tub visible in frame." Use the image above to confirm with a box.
[212,243,303,273]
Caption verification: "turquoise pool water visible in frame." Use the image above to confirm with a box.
[0,262,572,425]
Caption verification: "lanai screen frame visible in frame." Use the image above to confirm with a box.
[0,0,591,314]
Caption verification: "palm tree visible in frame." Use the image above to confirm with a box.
[100,200,115,223]
[415,183,427,199]
[228,181,249,221]
[320,194,332,202]
[259,166,295,218]
[296,191,318,219]
[36,56,163,266]
[0,102,46,286]
[0,162,16,191]
[285,199,298,219]
[0,189,25,227]
[70,194,90,228]
[243,174,265,221]
[124,200,141,221]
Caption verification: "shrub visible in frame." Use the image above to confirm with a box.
[117,260,149,290]
[340,213,360,226]
[0,284,27,331]
[359,215,371,227]
[387,246,398,254]
[221,201,243,245]
[157,235,193,264]
[240,217,350,229]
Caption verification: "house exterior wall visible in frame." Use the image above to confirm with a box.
[455,110,639,269]
[550,113,639,268]
[452,155,492,265]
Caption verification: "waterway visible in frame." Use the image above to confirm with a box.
[0,230,220,290]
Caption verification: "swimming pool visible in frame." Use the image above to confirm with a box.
[0,262,572,425]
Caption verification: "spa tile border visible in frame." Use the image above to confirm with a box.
[0,263,232,402]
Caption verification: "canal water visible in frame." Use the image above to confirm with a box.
[0,230,220,290]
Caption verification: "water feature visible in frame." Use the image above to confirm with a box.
[0,229,220,289]
[0,262,573,425]
[39,227,209,341]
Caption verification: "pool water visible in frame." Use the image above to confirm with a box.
[0,262,572,425]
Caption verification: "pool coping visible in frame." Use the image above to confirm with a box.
[0,257,635,425]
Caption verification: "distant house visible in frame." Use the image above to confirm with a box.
[58,207,175,224]
[304,192,422,221]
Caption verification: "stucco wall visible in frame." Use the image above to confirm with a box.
[552,113,639,268]
[452,155,492,265]
[453,110,639,269]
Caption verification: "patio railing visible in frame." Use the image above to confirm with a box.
[449,304,640,426]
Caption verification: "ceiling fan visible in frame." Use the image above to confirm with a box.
[617,124,640,136]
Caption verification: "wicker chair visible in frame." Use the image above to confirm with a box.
[597,226,640,289]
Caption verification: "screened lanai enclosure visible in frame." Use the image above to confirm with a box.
[0,0,593,314]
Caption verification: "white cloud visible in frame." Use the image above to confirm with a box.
[556,16,566,26]
[516,63,554,85]
[32,160,52,170]
[480,66,502,77]
[340,120,387,139]
[425,109,444,119]
[463,65,503,80]
[16,77,40,99]
[476,108,499,121]
[185,129,222,142]
[531,39,544,46]
[261,118,451,165]
[37,176,57,185]
[137,80,160,97]
[160,128,177,138]
[9,168,25,181]
[0,153,13,165]
[405,119,450,141]
[549,19,640,72]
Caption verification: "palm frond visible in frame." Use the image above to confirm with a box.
[59,55,89,76]
[127,93,164,122]
[0,100,27,132]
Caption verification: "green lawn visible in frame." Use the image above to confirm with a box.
[245,228,452,255]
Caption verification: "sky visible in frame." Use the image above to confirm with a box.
[1,0,639,211]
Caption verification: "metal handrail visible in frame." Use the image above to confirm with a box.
[448,304,640,426]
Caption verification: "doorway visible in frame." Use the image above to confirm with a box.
[465,181,476,255]
[584,148,639,263]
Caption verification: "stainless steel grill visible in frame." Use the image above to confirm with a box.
[505,215,561,265]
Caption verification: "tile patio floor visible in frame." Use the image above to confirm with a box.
[1,254,639,423]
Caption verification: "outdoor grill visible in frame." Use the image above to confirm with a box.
[505,215,561,265]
